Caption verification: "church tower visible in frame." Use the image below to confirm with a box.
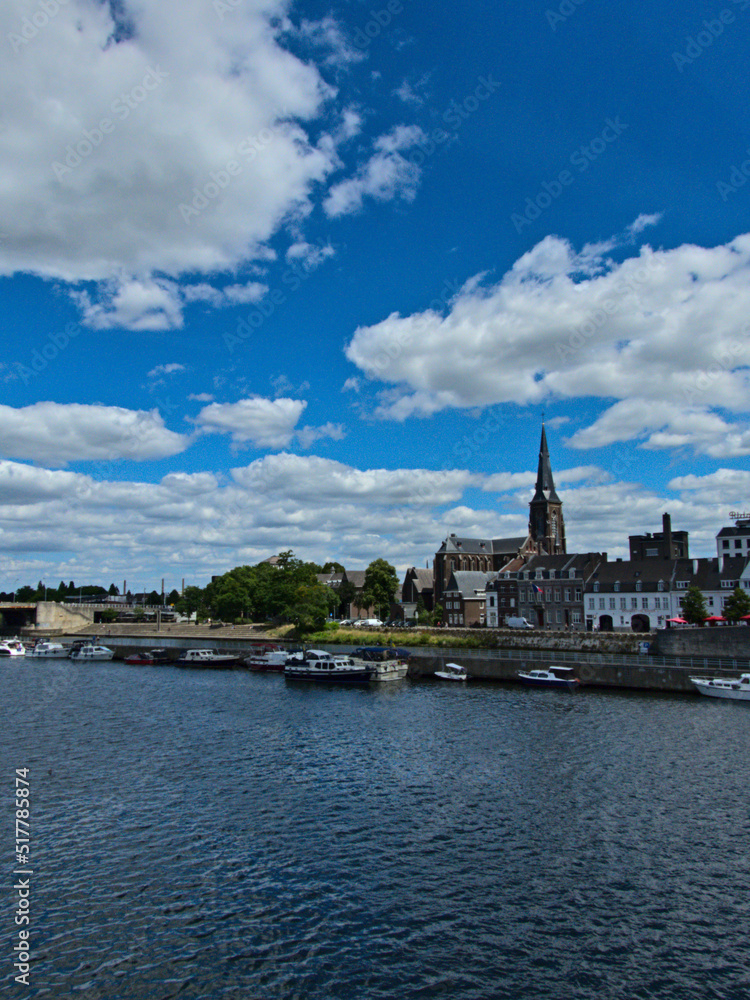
[528,424,566,555]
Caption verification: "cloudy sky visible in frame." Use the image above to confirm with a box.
[1,0,749,592]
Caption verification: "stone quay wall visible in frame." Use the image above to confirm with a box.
[652,624,750,658]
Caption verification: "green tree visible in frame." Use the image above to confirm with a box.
[336,579,357,618]
[361,559,399,620]
[722,586,750,622]
[681,585,708,624]
[108,583,119,595]
[176,585,205,619]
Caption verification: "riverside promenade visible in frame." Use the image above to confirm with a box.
[34,621,750,694]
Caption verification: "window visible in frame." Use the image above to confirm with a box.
[642,598,649,609]
[554,589,561,603]
[614,581,620,592]
[588,598,595,609]
[609,598,616,609]
[722,539,729,548]
[593,582,600,592]
[646,547,658,557]
[575,588,582,601]
[599,598,605,609]
[564,588,571,602]
[620,598,627,610]
[572,611,581,624]
[631,598,638,609]
[556,610,562,623]
[676,581,689,589]
[657,581,664,592]
[635,581,642,592]
[654,597,660,609]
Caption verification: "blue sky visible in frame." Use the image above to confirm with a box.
[1,0,749,591]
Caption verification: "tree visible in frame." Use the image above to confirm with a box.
[108,583,119,595]
[681,585,707,624]
[176,585,205,619]
[361,559,399,619]
[336,579,357,618]
[321,561,345,573]
[722,586,750,622]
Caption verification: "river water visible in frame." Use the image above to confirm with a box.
[3,659,750,999]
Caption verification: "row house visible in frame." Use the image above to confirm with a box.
[443,571,495,627]
[716,518,750,560]
[400,567,434,617]
[585,559,675,631]
[508,553,605,629]
[672,556,749,618]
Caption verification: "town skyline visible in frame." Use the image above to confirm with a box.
[1,1,749,589]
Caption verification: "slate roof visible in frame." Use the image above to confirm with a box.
[444,571,497,597]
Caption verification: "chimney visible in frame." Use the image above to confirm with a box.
[663,512,673,556]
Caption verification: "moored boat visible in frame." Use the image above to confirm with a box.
[124,649,172,665]
[28,640,68,658]
[69,644,114,661]
[517,666,579,689]
[284,649,374,685]
[243,648,288,672]
[175,648,240,667]
[435,662,468,681]
[352,646,409,681]
[690,674,750,701]
[0,639,26,657]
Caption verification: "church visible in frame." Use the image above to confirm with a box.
[432,424,566,604]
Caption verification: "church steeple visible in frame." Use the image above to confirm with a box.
[532,423,560,503]
[529,423,566,555]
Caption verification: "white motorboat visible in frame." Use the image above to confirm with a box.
[69,644,114,661]
[0,639,26,657]
[175,648,240,667]
[28,641,68,658]
[352,646,409,682]
[517,666,580,690]
[690,674,750,701]
[435,662,468,681]
[284,649,374,685]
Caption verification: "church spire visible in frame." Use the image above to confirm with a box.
[533,423,560,503]
[528,423,566,555]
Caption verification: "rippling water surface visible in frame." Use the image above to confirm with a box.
[3,660,750,999]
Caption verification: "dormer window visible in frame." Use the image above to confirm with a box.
[614,581,620,593]
[636,581,642,591]
[657,580,664,592]
[593,582,599,593]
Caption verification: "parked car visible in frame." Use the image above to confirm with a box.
[355,618,383,628]
[506,617,534,628]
